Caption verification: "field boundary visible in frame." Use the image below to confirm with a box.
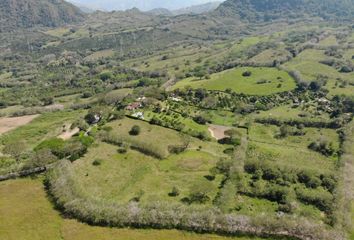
[46,160,344,240]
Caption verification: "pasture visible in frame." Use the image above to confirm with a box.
[172,67,296,95]
[0,178,267,240]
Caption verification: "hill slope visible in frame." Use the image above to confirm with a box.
[0,0,84,30]
[173,1,221,15]
[215,0,354,21]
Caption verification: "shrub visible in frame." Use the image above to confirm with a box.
[193,115,208,125]
[35,138,66,158]
[263,184,290,204]
[3,141,26,162]
[168,186,180,197]
[297,170,322,188]
[186,183,212,204]
[296,187,334,212]
[129,125,141,136]
[92,159,102,166]
[117,147,127,154]
[242,71,252,77]
[168,145,187,154]
[308,139,335,157]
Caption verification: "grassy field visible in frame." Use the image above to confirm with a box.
[84,49,115,61]
[0,178,269,240]
[318,35,338,46]
[72,142,223,204]
[283,49,354,96]
[248,123,339,171]
[143,109,211,135]
[251,105,332,122]
[0,110,85,149]
[72,117,231,204]
[172,67,296,95]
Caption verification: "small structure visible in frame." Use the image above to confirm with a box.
[170,97,182,102]
[318,98,330,105]
[132,112,144,119]
[126,102,142,111]
[92,114,101,124]
[136,96,146,101]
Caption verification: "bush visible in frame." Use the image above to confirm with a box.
[168,145,187,154]
[35,138,66,158]
[92,159,102,166]
[186,183,211,204]
[242,71,252,77]
[129,125,141,136]
[296,187,334,212]
[308,139,335,157]
[168,186,180,197]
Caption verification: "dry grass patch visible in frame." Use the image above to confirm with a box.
[0,115,39,135]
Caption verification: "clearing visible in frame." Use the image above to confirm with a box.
[0,115,39,135]
[208,124,232,140]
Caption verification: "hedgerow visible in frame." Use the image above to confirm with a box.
[45,160,344,240]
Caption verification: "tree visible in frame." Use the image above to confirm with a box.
[129,125,141,136]
[99,71,113,81]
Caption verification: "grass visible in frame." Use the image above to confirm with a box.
[251,105,332,122]
[84,49,115,61]
[72,142,223,205]
[106,118,185,158]
[318,35,338,46]
[249,123,340,151]
[143,109,210,135]
[172,67,296,95]
[0,178,269,240]
[283,49,354,96]
[0,110,85,149]
[249,49,290,64]
[230,37,264,58]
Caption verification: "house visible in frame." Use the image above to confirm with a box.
[126,102,142,111]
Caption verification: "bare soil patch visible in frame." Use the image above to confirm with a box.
[208,124,232,140]
[0,115,39,135]
[58,126,80,140]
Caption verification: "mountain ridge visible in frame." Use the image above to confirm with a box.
[215,0,354,21]
[0,0,84,30]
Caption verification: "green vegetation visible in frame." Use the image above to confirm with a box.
[172,67,296,95]
[0,1,354,239]
[0,178,268,240]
